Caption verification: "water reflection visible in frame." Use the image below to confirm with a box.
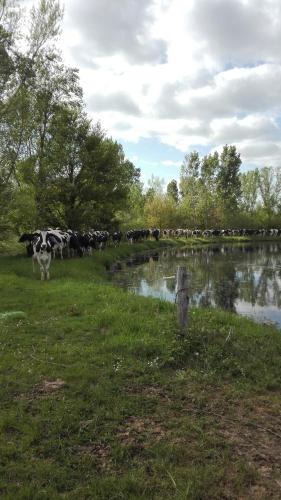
[111,242,281,327]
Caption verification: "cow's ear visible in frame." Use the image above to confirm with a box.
[18,233,28,242]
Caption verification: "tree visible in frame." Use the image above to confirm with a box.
[0,0,64,170]
[144,193,179,228]
[240,169,259,214]
[216,145,242,210]
[118,182,145,229]
[74,126,140,229]
[179,150,200,197]
[200,151,219,192]
[166,179,178,203]
[258,167,281,219]
[0,0,65,228]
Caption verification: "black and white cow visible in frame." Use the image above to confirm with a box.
[19,230,64,279]
[18,232,39,257]
[111,231,122,247]
[32,231,57,280]
[46,228,69,259]
[150,228,160,241]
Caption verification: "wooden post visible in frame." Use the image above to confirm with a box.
[176,266,189,333]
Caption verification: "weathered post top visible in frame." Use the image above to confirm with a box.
[176,266,189,333]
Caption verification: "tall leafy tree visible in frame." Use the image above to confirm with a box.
[0,0,63,181]
[240,169,259,214]
[200,151,219,192]
[258,166,281,218]
[179,150,200,197]
[74,126,140,229]
[216,145,242,210]
[166,179,179,203]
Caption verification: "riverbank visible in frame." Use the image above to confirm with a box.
[1,239,281,498]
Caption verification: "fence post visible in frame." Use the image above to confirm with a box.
[176,266,189,333]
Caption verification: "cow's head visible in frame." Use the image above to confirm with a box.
[35,231,53,253]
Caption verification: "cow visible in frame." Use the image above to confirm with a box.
[18,232,39,256]
[150,228,160,241]
[111,231,122,247]
[67,230,84,257]
[46,228,69,259]
[32,231,56,280]
[126,229,141,244]
[19,230,64,279]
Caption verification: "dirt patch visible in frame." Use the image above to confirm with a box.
[158,386,281,497]
[125,384,171,402]
[205,395,281,497]
[37,379,65,393]
[117,416,166,448]
[77,442,112,473]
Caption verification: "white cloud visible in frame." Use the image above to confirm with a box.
[87,92,141,116]
[161,160,182,167]
[186,0,281,67]
[64,0,167,65]
[52,0,281,170]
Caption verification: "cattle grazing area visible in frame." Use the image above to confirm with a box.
[18,228,162,280]
[18,226,281,280]
[1,239,281,499]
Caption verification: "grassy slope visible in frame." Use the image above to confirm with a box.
[0,238,281,499]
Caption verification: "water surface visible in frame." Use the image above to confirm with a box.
[111,242,281,327]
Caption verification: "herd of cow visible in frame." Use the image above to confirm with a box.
[18,228,161,280]
[19,226,281,280]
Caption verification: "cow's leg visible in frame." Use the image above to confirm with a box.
[40,265,45,280]
[32,255,36,272]
[44,255,51,280]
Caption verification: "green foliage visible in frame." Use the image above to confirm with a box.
[240,169,259,214]
[126,146,278,230]
[0,0,139,233]
[118,182,146,229]
[166,179,179,203]
[144,193,179,228]
[216,145,242,210]
[1,1,281,235]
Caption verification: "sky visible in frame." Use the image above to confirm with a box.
[23,0,281,186]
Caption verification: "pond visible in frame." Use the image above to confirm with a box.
[111,242,281,328]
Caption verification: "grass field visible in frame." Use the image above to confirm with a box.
[1,238,281,499]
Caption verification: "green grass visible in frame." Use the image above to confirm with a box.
[0,239,281,499]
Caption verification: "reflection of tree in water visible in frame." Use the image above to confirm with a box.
[114,242,281,315]
[165,277,176,294]
[254,260,281,308]
[213,263,239,312]
[238,248,281,308]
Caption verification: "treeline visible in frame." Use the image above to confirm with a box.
[123,147,281,229]
[0,0,139,237]
[1,1,281,239]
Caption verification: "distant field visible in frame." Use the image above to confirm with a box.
[1,239,281,499]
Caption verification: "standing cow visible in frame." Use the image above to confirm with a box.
[32,231,57,280]
[19,230,58,280]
